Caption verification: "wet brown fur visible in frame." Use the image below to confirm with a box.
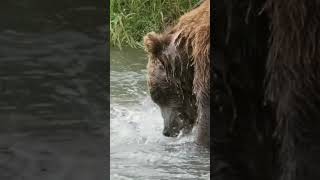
[144,0,210,145]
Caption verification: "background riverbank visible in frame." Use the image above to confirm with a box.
[110,0,200,48]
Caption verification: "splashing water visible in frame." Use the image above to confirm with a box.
[110,48,210,180]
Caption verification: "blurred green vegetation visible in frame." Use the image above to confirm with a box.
[110,0,199,49]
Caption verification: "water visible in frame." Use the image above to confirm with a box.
[0,1,107,179]
[110,48,210,179]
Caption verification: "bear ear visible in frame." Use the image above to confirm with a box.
[143,32,163,57]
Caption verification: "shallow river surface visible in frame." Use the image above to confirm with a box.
[0,1,107,180]
[110,48,210,180]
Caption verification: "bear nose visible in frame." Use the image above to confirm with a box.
[162,129,171,137]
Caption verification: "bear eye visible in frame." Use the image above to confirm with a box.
[150,88,161,102]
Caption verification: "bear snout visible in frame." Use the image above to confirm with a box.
[162,127,179,137]
[162,128,171,137]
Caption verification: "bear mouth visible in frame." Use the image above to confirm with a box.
[160,107,195,137]
[162,120,193,137]
[162,127,180,137]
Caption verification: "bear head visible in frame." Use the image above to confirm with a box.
[144,31,197,137]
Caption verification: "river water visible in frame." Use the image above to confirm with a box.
[0,1,209,179]
[0,1,108,180]
[110,48,210,179]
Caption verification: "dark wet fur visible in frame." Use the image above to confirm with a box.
[213,0,274,180]
[265,0,320,179]
[215,0,320,180]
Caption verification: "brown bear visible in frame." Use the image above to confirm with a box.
[144,0,210,146]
